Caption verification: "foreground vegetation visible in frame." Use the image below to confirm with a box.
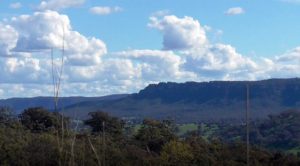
[0,107,300,165]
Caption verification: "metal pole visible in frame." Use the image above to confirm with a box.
[103,121,105,166]
[246,84,250,166]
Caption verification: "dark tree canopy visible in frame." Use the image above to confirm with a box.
[19,107,63,133]
[84,111,124,138]
[0,107,15,124]
[135,119,177,153]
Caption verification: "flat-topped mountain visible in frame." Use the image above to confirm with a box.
[2,78,300,122]
[134,78,300,106]
[62,78,300,122]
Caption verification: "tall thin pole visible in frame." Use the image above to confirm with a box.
[103,121,106,166]
[246,84,250,166]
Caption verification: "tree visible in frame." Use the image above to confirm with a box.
[84,111,124,138]
[185,136,216,165]
[0,107,14,124]
[19,107,64,133]
[24,134,60,165]
[160,140,194,166]
[135,119,177,153]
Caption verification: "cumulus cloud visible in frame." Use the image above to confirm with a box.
[95,59,141,86]
[258,47,300,78]
[8,10,106,66]
[275,47,300,62]
[0,24,18,56]
[0,56,53,85]
[148,15,258,80]
[0,10,110,98]
[182,44,257,79]
[116,50,196,81]
[10,11,70,52]
[10,2,22,9]
[148,15,207,50]
[225,7,245,15]
[90,6,123,15]
[38,0,85,11]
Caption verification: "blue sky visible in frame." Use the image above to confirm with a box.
[0,0,300,98]
[2,0,300,55]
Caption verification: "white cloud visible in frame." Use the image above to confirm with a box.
[0,57,51,84]
[116,50,196,81]
[0,83,54,98]
[0,23,18,56]
[38,0,85,11]
[181,44,257,80]
[90,6,123,15]
[261,47,300,78]
[151,10,170,17]
[149,15,207,50]
[225,7,245,15]
[96,59,141,87]
[275,47,300,62]
[10,11,71,51]
[8,10,106,66]
[0,10,111,98]
[10,2,22,9]
[147,15,257,80]
[0,88,3,96]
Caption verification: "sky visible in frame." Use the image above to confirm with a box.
[0,0,300,98]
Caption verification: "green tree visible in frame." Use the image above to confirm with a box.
[135,119,177,153]
[19,107,64,133]
[84,111,124,138]
[24,133,60,166]
[0,125,29,165]
[185,136,216,165]
[0,107,14,124]
[160,140,194,166]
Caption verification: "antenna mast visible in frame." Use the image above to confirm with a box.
[246,84,250,166]
[103,121,106,166]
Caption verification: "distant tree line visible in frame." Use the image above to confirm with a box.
[203,110,300,155]
[0,106,300,165]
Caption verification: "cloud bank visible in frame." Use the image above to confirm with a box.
[0,11,299,98]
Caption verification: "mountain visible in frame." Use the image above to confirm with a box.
[0,94,128,113]
[61,78,300,122]
[3,78,300,122]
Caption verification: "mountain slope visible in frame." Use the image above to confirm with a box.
[62,78,300,122]
[2,78,300,122]
[0,94,128,113]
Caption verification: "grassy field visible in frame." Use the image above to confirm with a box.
[287,146,300,155]
[132,123,199,136]
[132,123,219,137]
[177,123,198,136]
